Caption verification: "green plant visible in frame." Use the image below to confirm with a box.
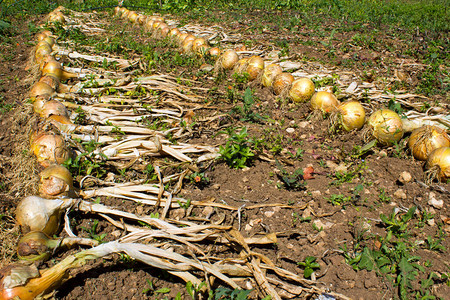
[330,161,367,186]
[188,172,210,187]
[80,220,107,243]
[219,127,255,169]
[297,256,320,279]
[230,88,266,123]
[326,193,351,206]
[380,206,416,238]
[275,160,306,191]
[213,286,253,300]
[378,188,392,203]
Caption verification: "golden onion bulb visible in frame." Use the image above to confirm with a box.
[40,99,70,119]
[181,39,194,54]
[29,82,54,100]
[426,147,450,182]
[35,44,52,62]
[168,28,180,38]
[408,126,450,161]
[156,23,170,38]
[114,6,120,15]
[144,19,154,31]
[337,101,365,131]
[48,12,65,24]
[39,164,73,199]
[183,34,196,44]
[195,45,209,57]
[310,91,340,114]
[367,109,404,145]
[234,57,249,75]
[246,56,264,81]
[33,96,48,115]
[208,47,221,57]
[42,60,77,81]
[30,133,70,167]
[192,38,207,51]
[17,231,57,262]
[289,78,315,103]
[36,32,49,41]
[137,14,146,25]
[177,32,189,44]
[39,75,60,91]
[261,63,282,87]
[272,73,294,95]
[16,196,73,235]
[220,50,239,70]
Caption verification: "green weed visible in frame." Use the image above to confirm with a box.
[218,127,255,169]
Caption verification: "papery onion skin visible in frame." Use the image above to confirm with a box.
[29,82,54,101]
[367,109,404,145]
[30,133,70,167]
[15,196,70,235]
[426,147,450,181]
[208,47,221,57]
[409,126,450,161]
[337,101,365,131]
[261,63,282,87]
[39,75,60,91]
[272,73,294,95]
[220,50,239,70]
[181,39,194,54]
[289,78,315,103]
[246,56,264,81]
[234,57,249,75]
[310,91,340,114]
[38,164,73,198]
[168,28,180,38]
[17,231,57,262]
[40,99,70,119]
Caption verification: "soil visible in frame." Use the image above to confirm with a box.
[0,6,449,300]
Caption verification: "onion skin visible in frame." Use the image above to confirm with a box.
[272,73,294,95]
[208,47,221,57]
[42,61,78,81]
[234,57,249,75]
[38,164,73,199]
[289,78,315,103]
[40,99,70,119]
[337,101,365,131]
[29,82,54,100]
[409,126,450,161]
[246,56,264,81]
[39,75,60,91]
[30,133,70,167]
[261,64,282,87]
[367,109,404,145]
[220,50,239,70]
[426,147,450,182]
[168,28,180,38]
[310,91,340,114]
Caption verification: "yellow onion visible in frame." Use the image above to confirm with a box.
[39,75,60,91]
[36,40,51,50]
[234,57,249,75]
[152,21,163,31]
[114,6,120,15]
[35,44,52,62]
[118,7,127,17]
[47,12,65,24]
[40,99,71,122]
[195,45,209,57]
[17,231,98,262]
[36,32,50,41]
[168,28,180,38]
[426,147,450,182]
[177,32,189,44]
[144,19,154,31]
[261,63,282,87]
[245,56,264,81]
[336,101,365,131]
[209,47,221,57]
[137,14,146,25]
[38,55,55,71]
[43,36,55,47]
[30,133,70,167]
[42,60,77,81]
[38,164,73,199]
[289,78,315,103]
[156,23,170,38]
[28,82,54,101]
[181,39,194,54]
[183,34,196,44]
[272,72,294,95]
[15,196,73,235]
[33,96,50,114]
[151,16,164,22]
[220,50,239,70]
[367,109,404,145]
[128,11,138,23]
[192,38,207,52]
[310,91,340,114]
[408,126,450,161]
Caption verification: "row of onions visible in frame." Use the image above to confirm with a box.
[114,6,449,182]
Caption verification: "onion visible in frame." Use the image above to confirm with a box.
[33,96,49,114]
[168,28,180,38]
[192,38,207,52]
[261,63,282,87]
[36,32,49,41]
[47,12,65,24]
[366,109,404,145]
[39,164,74,199]
[144,19,154,31]
[38,55,55,71]
[114,6,120,15]
[234,57,249,75]
[183,34,196,44]
[40,99,72,123]
[426,147,450,182]
[151,16,165,22]
[152,21,163,31]
[272,73,294,95]
[177,32,189,44]
[408,126,450,161]
[43,36,55,47]
[289,78,315,103]
[219,50,239,70]
[181,39,194,54]
[137,15,146,25]
[15,196,73,235]
[118,7,127,17]
[335,101,365,131]
[30,133,70,167]
[310,91,340,114]
[128,12,138,23]
[39,75,60,91]
[17,231,98,262]
[209,47,221,57]
[246,56,264,81]
[28,82,54,100]
[35,44,52,62]
[42,60,78,81]
[195,45,209,57]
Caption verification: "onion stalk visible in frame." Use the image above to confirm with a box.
[408,126,450,161]
[17,231,98,262]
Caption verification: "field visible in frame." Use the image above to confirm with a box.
[0,0,449,299]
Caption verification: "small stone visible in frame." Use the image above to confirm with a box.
[286,127,295,134]
[300,134,307,139]
[378,150,388,157]
[313,219,334,230]
[394,189,407,200]
[199,64,213,72]
[264,211,275,217]
[244,224,253,231]
[273,206,281,213]
[299,121,309,128]
[171,208,185,220]
[135,206,144,215]
[428,192,443,209]
[427,219,435,226]
[212,183,221,190]
[286,243,294,249]
[398,171,412,184]
[202,206,214,217]
[326,160,339,170]
[105,172,115,182]
[110,230,122,239]
[335,163,348,173]
[290,120,296,125]
[242,176,249,183]
[311,190,322,198]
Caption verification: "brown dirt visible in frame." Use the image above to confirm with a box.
[0,8,449,300]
